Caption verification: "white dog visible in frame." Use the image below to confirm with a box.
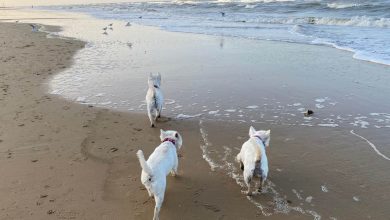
[146,73,164,127]
[136,129,183,220]
[236,126,270,196]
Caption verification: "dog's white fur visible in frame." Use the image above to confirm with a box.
[136,129,183,220]
[146,73,164,127]
[236,126,270,196]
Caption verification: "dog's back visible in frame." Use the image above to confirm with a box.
[147,142,178,176]
[146,73,164,127]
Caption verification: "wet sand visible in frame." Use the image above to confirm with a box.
[0,21,299,220]
[1,8,390,220]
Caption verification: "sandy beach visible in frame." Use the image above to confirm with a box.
[1,6,390,220]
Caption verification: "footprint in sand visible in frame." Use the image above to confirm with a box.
[202,203,220,212]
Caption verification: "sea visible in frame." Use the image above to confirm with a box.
[44,0,390,66]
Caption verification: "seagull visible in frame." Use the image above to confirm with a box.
[138,16,142,19]
[103,31,108,35]
[29,24,38,32]
[15,20,19,23]
[108,23,113,26]
[125,22,131,26]
[102,27,107,31]
[127,42,133,48]
[109,27,113,30]
[220,12,225,17]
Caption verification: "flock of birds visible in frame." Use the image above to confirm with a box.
[102,22,131,35]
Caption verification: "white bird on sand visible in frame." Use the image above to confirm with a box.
[125,22,131,26]
[109,27,113,30]
[29,24,38,32]
[103,31,108,35]
[102,27,108,31]
[108,23,113,26]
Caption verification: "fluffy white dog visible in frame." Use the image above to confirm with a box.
[136,129,183,220]
[146,73,164,127]
[236,126,270,196]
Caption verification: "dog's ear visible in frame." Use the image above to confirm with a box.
[249,126,256,137]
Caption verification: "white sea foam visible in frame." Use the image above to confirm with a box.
[315,97,329,103]
[246,105,259,109]
[76,96,87,102]
[326,3,361,9]
[351,117,369,128]
[100,101,112,105]
[315,104,324,109]
[292,189,303,200]
[321,185,329,192]
[199,120,220,171]
[305,196,313,203]
[318,123,339,127]
[224,109,236,112]
[353,196,360,202]
[165,99,176,105]
[208,110,219,114]
[350,130,390,161]
[176,113,202,119]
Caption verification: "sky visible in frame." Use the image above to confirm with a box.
[1,0,152,7]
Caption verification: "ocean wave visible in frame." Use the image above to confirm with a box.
[247,16,390,28]
[314,16,390,28]
[326,2,362,9]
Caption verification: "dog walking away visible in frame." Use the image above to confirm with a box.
[146,73,164,127]
[136,129,183,220]
[236,126,270,196]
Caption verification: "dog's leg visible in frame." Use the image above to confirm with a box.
[153,194,164,220]
[246,184,252,196]
[147,187,153,198]
[258,176,263,193]
[171,157,178,176]
[147,105,155,127]
[244,176,252,196]
[157,108,161,118]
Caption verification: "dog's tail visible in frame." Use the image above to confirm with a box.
[136,150,153,175]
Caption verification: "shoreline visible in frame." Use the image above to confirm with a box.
[1,8,390,220]
[0,21,291,220]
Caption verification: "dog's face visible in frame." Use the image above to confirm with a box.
[148,73,161,88]
[249,126,271,147]
[160,129,183,150]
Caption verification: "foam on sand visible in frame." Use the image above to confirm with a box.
[350,130,390,161]
[176,113,202,119]
[198,121,322,219]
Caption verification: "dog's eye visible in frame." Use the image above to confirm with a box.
[148,177,152,181]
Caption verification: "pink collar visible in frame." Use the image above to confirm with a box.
[163,138,176,145]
